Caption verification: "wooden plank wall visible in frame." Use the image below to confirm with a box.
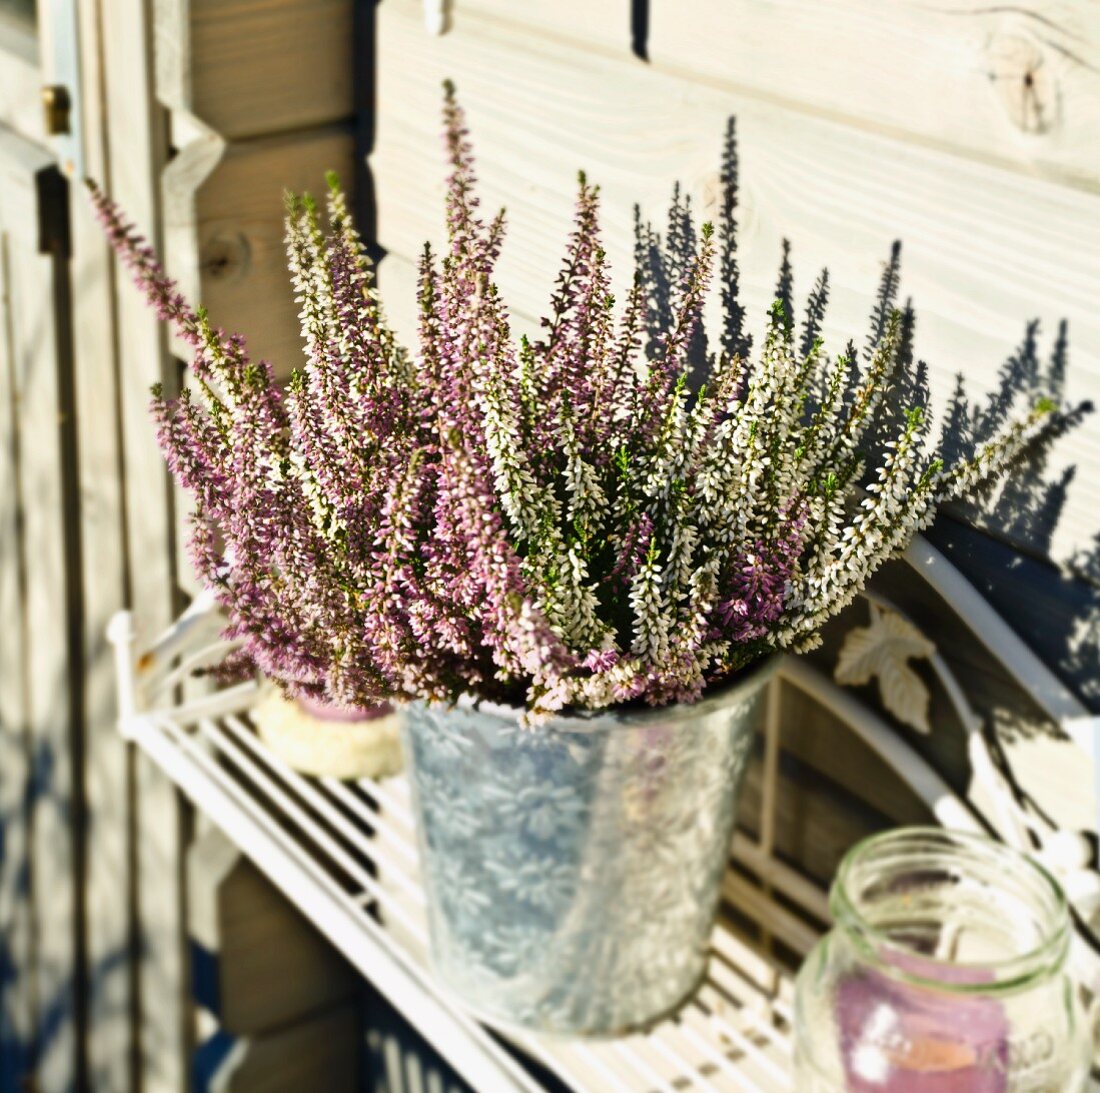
[70,2,139,1086]
[97,0,192,1084]
[369,0,1100,892]
[372,0,1100,573]
[0,0,190,1088]
[0,132,71,1093]
[152,0,357,1085]
[2,0,359,1089]
[0,130,90,1093]
[158,0,357,377]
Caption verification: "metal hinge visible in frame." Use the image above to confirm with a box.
[36,166,71,259]
[41,84,72,136]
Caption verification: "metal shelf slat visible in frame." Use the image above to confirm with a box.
[121,693,796,1092]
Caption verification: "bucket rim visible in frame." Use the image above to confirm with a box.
[407,653,780,733]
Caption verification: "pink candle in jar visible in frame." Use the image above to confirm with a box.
[837,948,1008,1090]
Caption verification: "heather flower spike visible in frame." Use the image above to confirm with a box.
[89,86,1059,720]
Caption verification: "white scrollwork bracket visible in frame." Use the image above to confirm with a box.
[832,592,1100,1001]
[835,601,936,734]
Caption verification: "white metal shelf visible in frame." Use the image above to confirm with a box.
[119,680,797,1093]
[108,535,1100,1090]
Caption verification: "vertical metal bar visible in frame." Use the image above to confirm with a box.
[757,676,782,956]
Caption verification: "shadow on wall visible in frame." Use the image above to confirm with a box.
[0,726,34,1091]
[635,117,1098,713]
[0,736,129,1092]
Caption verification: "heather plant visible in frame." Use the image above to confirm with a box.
[91,86,1058,719]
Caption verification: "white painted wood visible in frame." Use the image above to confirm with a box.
[780,658,983,835]
[0,6,152,1084]
[70,0,140,1082]
[0,18,46,1093]
[422,0,450,36]
[100,0,189,1086]
[377,251,546,354]
[905,537,1090,725]
[0,125,79,1092]
[461,0,1100,191]
[376,252,426,352]
[651,0,1100,192]
[373,0,1100,566]
[0,129,37,1093]
[444,0,625,58]
[0,20,46,145]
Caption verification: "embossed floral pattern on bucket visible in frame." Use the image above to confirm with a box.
[403,661,774,1035]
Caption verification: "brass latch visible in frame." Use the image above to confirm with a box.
[41,85,72,136]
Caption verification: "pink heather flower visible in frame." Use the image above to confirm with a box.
[90,86,1056,717]
[583,649,620,673]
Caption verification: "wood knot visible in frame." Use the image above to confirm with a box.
[701,174,723,221]
[200,231,251,283]
[986,32,1060,135]
[699,170,755,235]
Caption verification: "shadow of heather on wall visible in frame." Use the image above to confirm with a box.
[930,515,1100,719]
[634,116,1097,714]
[1064,535,1100,709]
[939,317,1090,553]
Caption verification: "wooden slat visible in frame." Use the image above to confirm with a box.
[373,0,1100,566]
[376,252,436,351]
[0,20,46,146]
[460,0,1100,191]
[0,131,36,1093]
[155,0,354,140]
[453,0,626,56]
[71,0,141,1083]
[378,251,541,351]
[738,747,917,887]
[3,5,140,1083]
[101,0,190,1087]
[650,0,1100,192]
[0,128,78,1091]
[164,124,356,376]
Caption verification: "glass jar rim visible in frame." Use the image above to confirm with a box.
[830,826,1072,993]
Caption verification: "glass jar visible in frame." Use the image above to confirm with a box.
[794,827,1093,1091]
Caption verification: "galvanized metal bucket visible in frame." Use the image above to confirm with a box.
[401,658,777,1036]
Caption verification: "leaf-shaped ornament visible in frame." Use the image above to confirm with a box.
[835,605,936,734]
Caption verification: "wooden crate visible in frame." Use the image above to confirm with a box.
[188,827,360,1035]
